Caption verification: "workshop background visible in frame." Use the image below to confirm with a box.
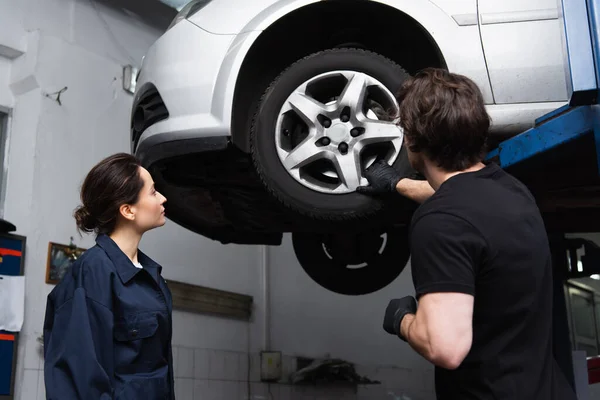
[1,1,600,400]
[0,1,435,399]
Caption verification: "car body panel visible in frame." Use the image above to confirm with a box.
[428,0,477,20]
[188,0,319,34]
[429,3,479,29]
[479,0,569,103]
[135,0,571,155]
[374,0,492,102]
[201,0,494,140]
[134,19,237,156]
[485,101,567,139]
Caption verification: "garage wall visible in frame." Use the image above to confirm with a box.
[0,1,434,400]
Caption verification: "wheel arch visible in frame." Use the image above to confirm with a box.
[214,0,454,153]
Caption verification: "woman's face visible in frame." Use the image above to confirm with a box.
[131,167,167,232]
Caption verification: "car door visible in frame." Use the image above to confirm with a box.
[478,0,568,104]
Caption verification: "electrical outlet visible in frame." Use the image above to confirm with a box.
[260,351,282,382]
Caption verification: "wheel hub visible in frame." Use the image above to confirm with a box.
[275,70,403,195]
[327,123,349,143]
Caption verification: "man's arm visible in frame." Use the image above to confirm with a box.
[400,292,473,370]
[382,212,485,369]
[395,178,435,204]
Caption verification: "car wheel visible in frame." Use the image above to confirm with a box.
[250,48,412,220]
[291,226,410,296]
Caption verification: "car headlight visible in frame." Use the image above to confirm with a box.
[167,0,213,31]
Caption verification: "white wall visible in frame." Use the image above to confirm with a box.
[0,1,434,399]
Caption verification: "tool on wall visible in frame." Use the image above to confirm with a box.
[43,86,68,106]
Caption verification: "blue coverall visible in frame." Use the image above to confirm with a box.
[42,234,175,399]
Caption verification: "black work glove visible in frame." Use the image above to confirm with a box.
[356,160,404,195]
[383,296,417,341]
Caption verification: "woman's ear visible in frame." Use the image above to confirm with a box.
[119,204,136,221]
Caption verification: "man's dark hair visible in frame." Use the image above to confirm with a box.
[396,68,491,171]
[74,153,144,235]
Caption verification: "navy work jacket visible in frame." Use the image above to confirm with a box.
[43,234,175,399]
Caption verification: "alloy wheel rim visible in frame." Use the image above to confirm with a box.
[275,70,403,194]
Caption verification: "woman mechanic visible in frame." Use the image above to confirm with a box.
[43,153,174,399]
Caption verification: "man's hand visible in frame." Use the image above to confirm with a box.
[357,160,434,204]
[383,296,417,341]
[357,160,403,195]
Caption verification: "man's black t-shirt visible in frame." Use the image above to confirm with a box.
[409,162,576,400]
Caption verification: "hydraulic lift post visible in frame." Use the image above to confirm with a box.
[486,0,600,395]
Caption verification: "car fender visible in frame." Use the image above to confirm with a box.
[188,0,320,34]
[206,0,491,133]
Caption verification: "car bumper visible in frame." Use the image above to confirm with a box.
[131,19,237,166]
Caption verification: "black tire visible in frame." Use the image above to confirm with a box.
[291,226,410,296]
[250,48,412,221]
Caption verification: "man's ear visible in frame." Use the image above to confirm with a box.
[119,204,136,221]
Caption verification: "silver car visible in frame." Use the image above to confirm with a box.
[131,0,568,295]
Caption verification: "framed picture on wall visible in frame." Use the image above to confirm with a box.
[45,241,86,285]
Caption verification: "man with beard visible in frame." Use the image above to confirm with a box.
[357,68,576,400]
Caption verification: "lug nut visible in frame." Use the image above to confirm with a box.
[338,142,349,154]
[320,137,331,146]
[322,119,332,128]
[340,107,351,123]
[351,128,361,137]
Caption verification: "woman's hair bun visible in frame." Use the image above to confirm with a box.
[75,153,144,235]
[74,205,96,233]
